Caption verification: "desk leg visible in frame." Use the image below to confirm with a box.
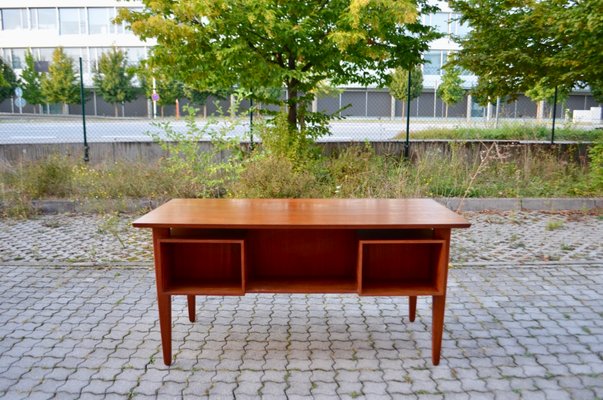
[187,295,196,322]
[409,296,417,322]
[158,294,172,366]
[432,295,446,366]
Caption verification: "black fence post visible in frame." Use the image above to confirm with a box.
[79,57,89,162]
[404,67,412,159]
[249,97,254,150]
[551,86,558,145]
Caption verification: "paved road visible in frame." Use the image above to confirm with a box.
[0,211,602,399]
[2,116,587,144]
[0,119,404,144]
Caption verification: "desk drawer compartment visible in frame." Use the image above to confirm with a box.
[159,239,245,295]
[358,240,446,296]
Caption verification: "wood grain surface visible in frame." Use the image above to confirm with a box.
[133,198,471,229]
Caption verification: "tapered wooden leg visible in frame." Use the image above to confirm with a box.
[158,294,172,366]
[432,295,446,366]
[187,295,196,322]
[409,296,417,322]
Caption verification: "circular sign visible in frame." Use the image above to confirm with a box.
[14,97,27,108]
[15,87,23,97]
[151,92,160,102]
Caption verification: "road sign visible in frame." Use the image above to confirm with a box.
[15,87,23,97]
[152,92,160,102]
[14,97,27,108]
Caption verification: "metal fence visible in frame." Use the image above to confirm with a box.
[0,88,601,149]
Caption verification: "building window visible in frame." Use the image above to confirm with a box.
[123,47,147,65]
[2,9,29,30]
[31,8,58,30]
[10,48,26,69]
[91,47,113,71]
[429,13,450,35]
[88,8,112,34]
[35,48,55,62]
[59,8,86,35]
[423,51,443,75]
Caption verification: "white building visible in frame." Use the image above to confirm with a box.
[0,0,599,118]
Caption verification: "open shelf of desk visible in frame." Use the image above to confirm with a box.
[158,238,245,295]
[358,238,446,296]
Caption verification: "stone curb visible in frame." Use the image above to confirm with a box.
[13,197,603,214]
[436,197,603,212]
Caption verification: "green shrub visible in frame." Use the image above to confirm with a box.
[231,154,323,198]
[588,142,603,193]
[149,104,244,198]
[24,154,74,198]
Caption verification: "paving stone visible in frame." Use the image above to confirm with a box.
[0,211,602,400]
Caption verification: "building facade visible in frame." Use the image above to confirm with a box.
[0,0,599,119]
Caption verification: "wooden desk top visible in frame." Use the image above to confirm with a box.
[133,199,471,229]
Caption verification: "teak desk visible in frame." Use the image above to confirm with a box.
[133,198,470,366]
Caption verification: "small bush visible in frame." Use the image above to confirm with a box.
[24,154,74,198]
[231,154,323,198]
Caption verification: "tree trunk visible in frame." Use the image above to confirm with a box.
[536,100,544,121]
[287,83,298,129]
[114,104,119,118]
[445,104,449,119]
[62,103,69,115]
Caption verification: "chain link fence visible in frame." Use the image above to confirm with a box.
[1,88,601,148]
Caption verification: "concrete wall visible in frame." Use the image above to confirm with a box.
[0,140,592,167]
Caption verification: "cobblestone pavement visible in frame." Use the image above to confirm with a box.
[0,211,602,399]
[0,211,601,265]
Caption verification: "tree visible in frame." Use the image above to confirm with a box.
[118,0,439,132]
[0,57,17,103]
[449,0,603,101]
[437,63,465,118]
[21,50,45,113]
[525,80,570,120]
[156,76,184,117]
[389,66,423,117]
[93,47,137,117]
[41,48,79,114]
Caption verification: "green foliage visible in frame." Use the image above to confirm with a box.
[389,66,423,102]
[437,62,465,117]
[41,48,79,114]
[1,142,600,216]
[20,50,45,111]
[450,0,603,99]
[156,77,183,107]
[395,125,602,142]
[525,81,569,105]
[93,47,137,117]
[148,104,243,197]
[0,56,17,102]
[588,143,603,193]
[259,113,322,166]
[232,154,322,198]
[118,0,439,130]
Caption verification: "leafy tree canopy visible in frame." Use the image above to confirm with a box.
[389,65,423,101]
[93,47,137,116]
[437,62,464,106]
[21,50,45,108]
[118,0,439,129]
[41,47,79,113]
[0,57,17,103]
[450,0,603,101]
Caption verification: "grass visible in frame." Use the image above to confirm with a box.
[0,142,600,218]
[1,113,601,218]
[545,220,564,231]
[395,124,602,142]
